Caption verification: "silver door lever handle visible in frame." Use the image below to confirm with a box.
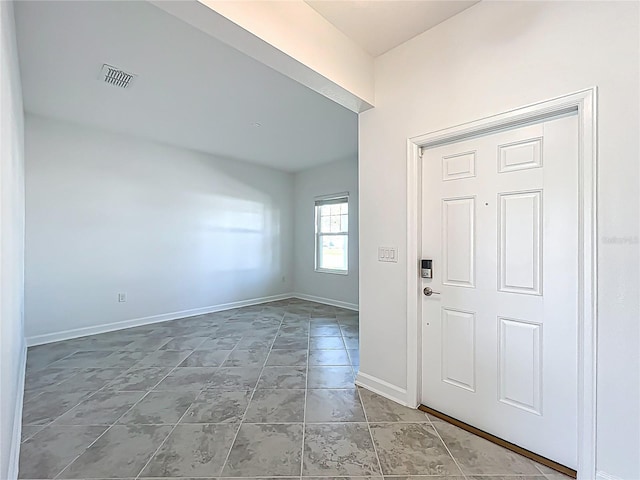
[423,287,441,296]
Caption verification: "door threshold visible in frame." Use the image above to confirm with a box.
[419,404,577,478]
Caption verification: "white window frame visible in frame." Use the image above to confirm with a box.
[314,193,349,275]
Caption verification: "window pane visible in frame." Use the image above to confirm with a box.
[340,214,348,232]
[330,215,341,233]
[321,216,330,233]
[320,204,332,217]
[340,202,348,214]
[319,234,348,271]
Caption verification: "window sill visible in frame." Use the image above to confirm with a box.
[315,268,349,276]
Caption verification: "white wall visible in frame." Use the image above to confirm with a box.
[358,2,639,479]
[293,157,358,308]
[0,1,26,479]
[25,114,294,342]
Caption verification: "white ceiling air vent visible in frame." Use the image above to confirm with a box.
[99,64,137,89]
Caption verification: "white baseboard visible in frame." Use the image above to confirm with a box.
[26,293,293,346]
[292,292,359,311]
[8,342,27,480]
[356,371,408,406]
[596,472,624,480]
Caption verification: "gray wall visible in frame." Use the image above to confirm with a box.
[358,2,639,478]
[293,157,358,308]
[0,2,26,478]
[25,114,295,342]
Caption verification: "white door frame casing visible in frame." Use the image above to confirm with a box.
[405,88,597,479]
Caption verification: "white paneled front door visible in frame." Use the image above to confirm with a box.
[421,114,579,468]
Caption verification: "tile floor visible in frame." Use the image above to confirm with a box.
[19,299,569,479]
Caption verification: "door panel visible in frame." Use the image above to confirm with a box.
[421,115,578,468]
[498,190,542,295]
[441,308,476,392]
[442,197,475,287]
[498,317,542,415]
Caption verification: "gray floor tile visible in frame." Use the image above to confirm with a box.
[303,423,380,476]
[304,477,382,480]
[308,366,355,389]
[306,389,366,423]
[181,390,252,423]
[160,336,208,350]
[257,366,307,389]
[223,348,269,367]
[153,367,217,391]
[117,391,197,424]
[19,300,550,480]
[343,336,359,349]
[309,349,351,366]
[266,348,308,366]
[26,344,79,371]
[236,335,275,350]
[338,316,359,327]
[340,325,359,336]
[141,423,238,478]
[467,476,546,480]
[370,423,461,476]
[98,350,149,368]
[18,425,107,479]
[380,477,461,480]
[104,366,172,391]
[23,367,79,394]
[136,350,192,367]
[58,424,172,478]
[347,349,359,366]
[535,462,573,478]
[244,389,305,423]
[279,325,309,336]
[434,421,541,475]
[358,388,429,423]
[198,335,243,350]
[309,317,339,326]
[54,391,145,425]
[178,349,231,367]
[310,336,345,350]
[22,391,94,426]
[223,423,303,477]
[50,368,124,392]
[119,336,172,351]
[272,336,309,349]
[48,351,113,368]
[208,367,262,390]
[310,324,343,336]
[20,425,44,443]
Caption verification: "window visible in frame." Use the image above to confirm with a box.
[315,194,349,274]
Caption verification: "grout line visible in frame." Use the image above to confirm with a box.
[52,337,211,479]
[429,418,469,480]
[355,384,385,477]
[300,311,311,478]
[218,307,287,477]
[53,388,152,479]
[23,301,353,480]
[132,310,255,480]
[132,390,205,479]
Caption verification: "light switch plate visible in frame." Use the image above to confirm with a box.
[378,246,398,263]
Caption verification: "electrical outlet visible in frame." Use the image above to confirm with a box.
[118,293,127,303]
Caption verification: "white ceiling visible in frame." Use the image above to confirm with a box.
[305,0,480,57]
[14,1,358,172]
